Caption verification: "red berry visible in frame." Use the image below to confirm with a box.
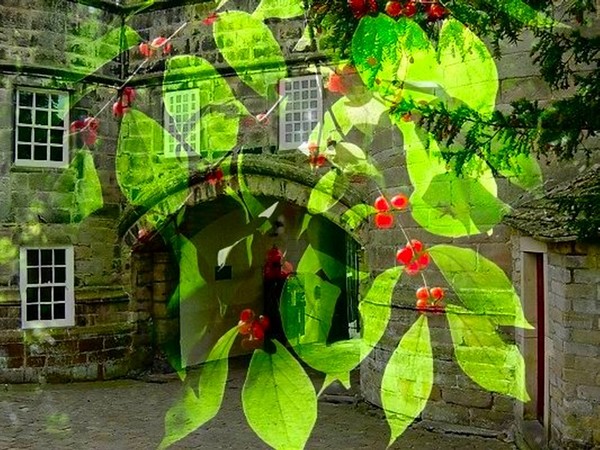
[112,101,128,117]
[252,321,265,340]
[82,129,97,146]
[315,154,326,166]
[385,1,403,17]
[70,119,84,133]
[374,196,390,212]
[83,116,99,131]
[326,73,349,95]
[390,193,409,210]
[417,253,430,269]
[214,168,224,181]
[416,287,430,301]
[403,1,418,17]
[259,315,270,331]
[237,320,252,335]
[427,3,448,21]
[405,260,420,276]
[203,12,219,25]
[139,42,152,58]
[240,308,254,322]
[430,287,444,301]
[122,87,136,105]
[416,298,428,310]
[409,239,423,253]
[396,246,414,265]
[348,0,377,19]
[375,212,394,229]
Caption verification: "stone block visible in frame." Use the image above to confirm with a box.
[563,341,599,358]
[422,401,470,425]
[442,388,493,409]
[572,269,600,284]
[576,385,600,402]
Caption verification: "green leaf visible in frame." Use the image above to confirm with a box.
[360,266,402,357]
[429,244,533,328]
[331,141,367,167]
[116,109,188,208]
[253,0,304,20]
[447,305,530,402]
[498,153,543,190]
[470,0,563,29]
[400,121,506,237]
[437,19,498,115]
[382,315,433,446]
[307,170,348,215]
[159,327,238,450]
[67,25,141,82]
[243,341,317,450]
[309,96,354,145]
[341,204,378,231]
[214,11,287,98]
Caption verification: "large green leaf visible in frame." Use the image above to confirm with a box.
[382,315,433,446]
[340,204,378,231]
[243,341,317,450]
[308,96,354,145]
[437,19,498,115]
[360,266,402,357]
[116,109,188,208]
[498,152,543,190]
[253,0,304,20]
[429,244,532,328]
[280,266,401,389]
[214,11,287,98]
[159,327,238,449]
[307,170,348,215]
[399,120,506,237]
[67,25,141,81]
[447,305,530,402]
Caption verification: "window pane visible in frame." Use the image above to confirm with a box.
[54,249,65,265]
[35,110,48,126]
[18,127,31,142]
[54,286,65,302]
[54,267,66,283]
[17,144,31,160]
[54,303,65,320]
[40,304,52,320]
[19,109,32,125]
[40,287,52,302]
[41,268,53,283]
[19,91,33,107]
[34,128,47,143]
[27,305,38,321]
[35,94,49,108]
[41,250,53,265]
[27,249,39,266]
[34,146,47,161]
[50,110,64,127]
[26,287,38,303]
[27,268,39,284]
[50,147,63,162]
[50,129,63,144]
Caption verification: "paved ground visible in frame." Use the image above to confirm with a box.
[0,359,516,450]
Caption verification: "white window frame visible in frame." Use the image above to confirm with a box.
[14,88,69,168]
[20,246,75,329]
[278,75,322,151]
[163,88,202,158]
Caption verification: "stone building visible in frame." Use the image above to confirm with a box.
[0,1,598,449]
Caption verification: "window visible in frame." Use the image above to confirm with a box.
[14,89,69,167]
[278,75,322,150]
[163,89,201,157]
[20,247,74,329]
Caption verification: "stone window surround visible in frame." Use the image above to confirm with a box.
[19,246,75,329]
[278,74,323,151]
[14,87,69,169]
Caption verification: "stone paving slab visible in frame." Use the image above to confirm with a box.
[0,360,516,450]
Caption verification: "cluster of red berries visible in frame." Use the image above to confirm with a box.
[112,86,136,118]
[70,116,99,147]
[395,239,430,275]
[138,36,173,59]
[204,167,224,186]
[237,309,270,350]
[308,143,327,169]
[373,193,409,229]
[325,66,357,95]
[348,0,449,21]
[415,286,444,311]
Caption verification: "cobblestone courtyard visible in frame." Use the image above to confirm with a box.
[0,359,516,450]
